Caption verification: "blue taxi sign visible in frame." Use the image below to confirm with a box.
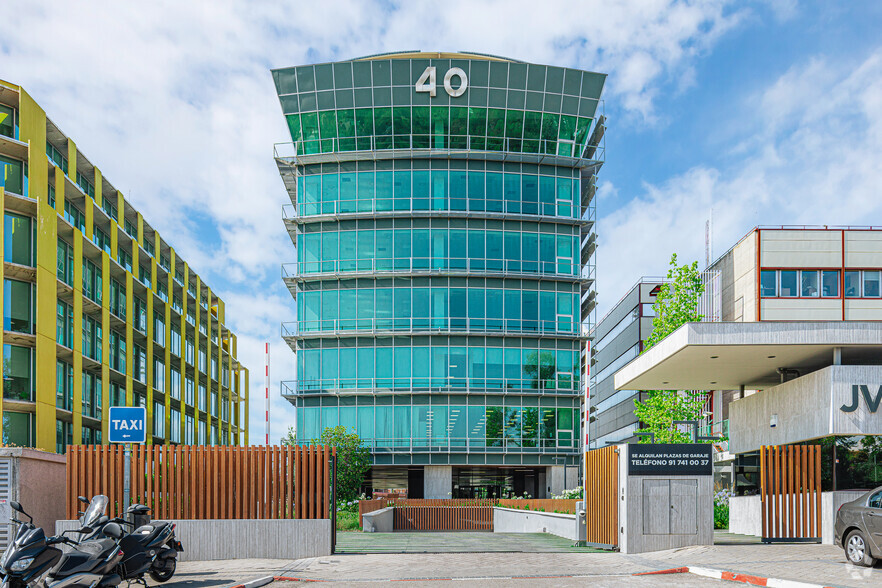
[108,406,147,443]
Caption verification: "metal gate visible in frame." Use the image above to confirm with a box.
[584,445,618,549]
[760,444,822,543]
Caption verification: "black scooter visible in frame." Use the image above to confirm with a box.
[0,501,63,588]
[0,499,125,588]
[74,498,181,584]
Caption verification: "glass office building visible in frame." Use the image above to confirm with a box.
[273,52,604,498]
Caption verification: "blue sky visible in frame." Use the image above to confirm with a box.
[2,0,881,443]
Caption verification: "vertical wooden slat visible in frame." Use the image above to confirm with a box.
[242,448,254,519]
[801,446,808,538]
[172,445,179,518]
[793,446,800,537]
[184,445,193,519]
[270,446,277,519]
[775,446,782,537]
[229,447,235,518]
[799,445,806,538]
[295,446,301,519]
[193,445,208,519]
[814,444,822,539]
[215,446,221,519]
[323,445,330,518]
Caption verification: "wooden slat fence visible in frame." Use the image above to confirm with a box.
[760,444,822,542]
[585,445,618,548]
[66,445,335,520]
[394,505,493,531]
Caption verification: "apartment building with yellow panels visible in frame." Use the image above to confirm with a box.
[0,79,249,453]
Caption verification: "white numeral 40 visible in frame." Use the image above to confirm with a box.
[415,66,468,98]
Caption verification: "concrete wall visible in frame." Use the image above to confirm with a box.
[823,491,865,545]
[424,466,452,499]
[729,495,761,536]
[729,365,882,454]
[362,507,393,533]
[0,448,66,538]
[730,491,867,545]
[493,507,579,541]
[56,519,332,561]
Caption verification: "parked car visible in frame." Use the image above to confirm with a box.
[834,485,882,567]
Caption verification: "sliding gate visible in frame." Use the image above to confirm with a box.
[759,444,822,543]
[584,445,619,549]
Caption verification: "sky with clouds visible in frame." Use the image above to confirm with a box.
[2,0,880,443]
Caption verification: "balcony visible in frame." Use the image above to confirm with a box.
[281,378,580,396]
[282,259,586,283]
[282,317,583,340]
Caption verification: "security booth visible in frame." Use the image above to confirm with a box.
[618,443,714,553]
[583,443,714,553]
[614,320,882,545]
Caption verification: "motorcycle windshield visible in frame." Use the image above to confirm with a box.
[81,495,108,528]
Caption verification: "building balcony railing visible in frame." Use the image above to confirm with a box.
[282,259,589,281]
[282,318,584,338]
[294,436,581,455]
[283,200,586,222]
[697,419,729,440]
[274,136,604,164]
[281,378,580,395]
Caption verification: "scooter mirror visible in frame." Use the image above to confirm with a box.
[103,522,123,540]
[78,496,89,504]
[9,501,22,513]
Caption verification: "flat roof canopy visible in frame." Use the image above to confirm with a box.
[614,321,882,391]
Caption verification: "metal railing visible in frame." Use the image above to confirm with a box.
[274,135,603,161]
[281,378,579,394]
[697,419,729,439]
[281,259,583,279]
[282,318,582,337]
[352,437,579,454]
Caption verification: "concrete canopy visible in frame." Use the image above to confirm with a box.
[613,321,882,392]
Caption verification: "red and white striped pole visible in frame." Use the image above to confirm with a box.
[265,342,270,445]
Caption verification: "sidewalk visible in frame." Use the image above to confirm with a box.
[157,540,882,587]
[274,544,879,587]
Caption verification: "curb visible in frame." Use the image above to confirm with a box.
[687,566,835,588]
[234,568,836,586]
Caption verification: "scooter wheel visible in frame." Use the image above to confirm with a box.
[149,559,177,583]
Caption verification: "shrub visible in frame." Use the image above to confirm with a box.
[713,489,732,530]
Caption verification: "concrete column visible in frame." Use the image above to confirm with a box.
[548,466,566,496]
[565,465,578,490]
[423,466,452,498]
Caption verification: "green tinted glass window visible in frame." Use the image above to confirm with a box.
[0,105,14,139]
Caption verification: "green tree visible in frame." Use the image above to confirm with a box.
[314,426,371,501]
[280,426,296,446]
[633,254,708,443]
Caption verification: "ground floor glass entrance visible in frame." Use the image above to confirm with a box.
[363,465,549,499]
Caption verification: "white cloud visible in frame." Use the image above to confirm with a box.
[0,0,755,442]
[596,49,882,317]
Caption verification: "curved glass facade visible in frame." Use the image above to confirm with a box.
[295,279,580,335]
[273,57,603,157]
[294,164,581,218]
[275,52,603,477]
[296,222,581,277]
